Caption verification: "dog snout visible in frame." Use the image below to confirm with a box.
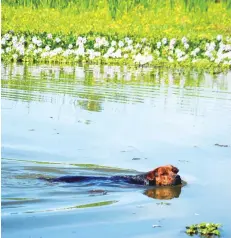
[173,175,182,185]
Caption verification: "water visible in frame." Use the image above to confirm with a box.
[1,64,231,238]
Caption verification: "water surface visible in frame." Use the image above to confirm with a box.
[1,64,231,237]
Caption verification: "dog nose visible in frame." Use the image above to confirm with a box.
[174,175,181,185]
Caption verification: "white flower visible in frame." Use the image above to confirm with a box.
[118,40,124,48]
[4,34,11,40]
[55,37,61,43]
[175,48,185,58]
[111,40,117,46]
[104,40,109,47]
[19,36,25,43]
[124,54,128,59]
[207,42,216,51]
[216,35,222,41]
[195,48,200,53]
[224,44,231,51]
[155,50,160,56]
[125,37,130,43]
[162,38,167,45]
[37,48,42,53]
[94,51,101,57]
[75,46,85,56]
[36,40,42,47]
[6,47,11,53]
[168,56,173,62]
[89,54,95,60]
[135,43,141,49]
[32,36,37,44]
[12,36,18,43]
[184,43,189,49]
[45,46,50,51]
[157,42,161,49]
[47,33,52,39]
[204,51,213,58]
[141,38,147,43]
[170,38,176,45]
[134,53,153,65]
[107,47,115,54]
[103,53,109,59]
[177,55,188,62]
[12,54,18,59]
[1,38,6,45]
[191,48,200,57]
[127,39,133,45]
[169,38,176,49]
[28,44,35,50]
[19,49,25,55]
[68,44,73,49]
[76,36,86,46]
[82,37,87,44]
[181,36,187,44]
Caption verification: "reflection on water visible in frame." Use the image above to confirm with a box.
[1,64,231,112]
[144,185,182,200]
[1,64,231,238]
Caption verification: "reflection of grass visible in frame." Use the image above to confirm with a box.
[2,64,227,106]
[2,157,136,172]
[21,201,118,214]
[70,200,118,209]
[5,197,32,201]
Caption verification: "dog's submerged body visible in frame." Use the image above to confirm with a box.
[45,165,182,187]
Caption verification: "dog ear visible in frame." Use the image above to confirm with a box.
[171,165,179,174]
[146,168,159,180]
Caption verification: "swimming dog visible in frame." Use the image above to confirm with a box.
[45,165,182,186]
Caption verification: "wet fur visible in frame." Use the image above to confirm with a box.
[44,165,182,187]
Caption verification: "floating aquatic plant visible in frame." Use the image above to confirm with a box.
[1,31,231,70]
[185,223,222,237]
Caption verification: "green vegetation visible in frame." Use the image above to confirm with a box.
[1,1,231,70]
[185,223,222,237]
[2,1,231,39]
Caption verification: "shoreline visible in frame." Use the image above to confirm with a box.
[1,31,231,72]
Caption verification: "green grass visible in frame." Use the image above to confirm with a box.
[2,1,231,39]
[185,223,222,237]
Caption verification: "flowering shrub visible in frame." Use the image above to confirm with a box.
[1,31,231,70]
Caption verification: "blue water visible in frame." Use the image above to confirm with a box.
[1,64,231,237]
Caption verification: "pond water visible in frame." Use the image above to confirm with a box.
[1,64,231,238]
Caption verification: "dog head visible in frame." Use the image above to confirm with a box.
[146,165,182,186]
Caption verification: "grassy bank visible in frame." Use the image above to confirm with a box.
[2,2,231,39]
[1,1,231,70]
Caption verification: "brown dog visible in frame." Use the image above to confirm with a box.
[45,164,182,187]
[145,165,181,186]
